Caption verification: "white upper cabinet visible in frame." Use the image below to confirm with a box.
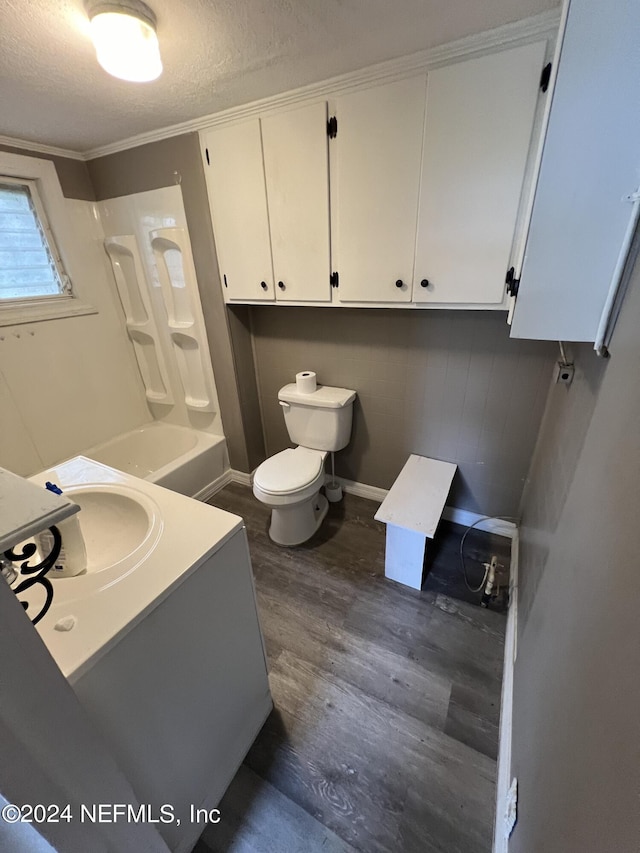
[413,42,546,305]
[261,102,331,302]
[510,0,640,342]
[203,121,274,301]
[333,76,427,303]
[200,18,559,311]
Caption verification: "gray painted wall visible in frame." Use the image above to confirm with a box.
[250,306,556,516]
[3,135,558,522]
[0,143,95,201]
[87,134,265,472]
[517,341,608,630]
[511,255,640,851]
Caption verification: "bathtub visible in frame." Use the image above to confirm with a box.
[84,422,228,499]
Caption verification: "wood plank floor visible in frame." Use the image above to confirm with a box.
[194,484,508,853]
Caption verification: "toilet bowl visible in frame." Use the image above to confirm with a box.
[253,382,357,546]
[253,447,328,546]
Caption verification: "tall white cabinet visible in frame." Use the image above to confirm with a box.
[412,42,546,305]
[204,120,275,302]
[510,0,640,343]
[333,77,427,303]
[203,102,331,304]
[261,102,331,302]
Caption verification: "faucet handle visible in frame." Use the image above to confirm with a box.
[0,554,18,586]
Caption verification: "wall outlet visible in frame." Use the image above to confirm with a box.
[554,361,575,385]
[504,777,518,839]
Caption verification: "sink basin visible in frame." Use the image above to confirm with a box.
[11,482,162,611]
[59,485,156,575]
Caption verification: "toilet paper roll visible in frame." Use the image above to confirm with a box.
[296,371,317,394]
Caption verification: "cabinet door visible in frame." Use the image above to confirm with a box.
[261,102,331,302]
[511,0,640,341]
[202,121,274,302]
[334,76,426,303]
[413,42,546,305]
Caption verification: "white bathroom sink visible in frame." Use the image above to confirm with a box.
[12,479,163,613]
[58,485,156,576]
[23,456,243,682]
[41,483,162,601]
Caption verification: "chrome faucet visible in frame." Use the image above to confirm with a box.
[0,553,18,586]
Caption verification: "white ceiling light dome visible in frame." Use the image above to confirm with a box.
[86,0,162,83]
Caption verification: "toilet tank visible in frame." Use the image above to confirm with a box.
[278,384,357,452]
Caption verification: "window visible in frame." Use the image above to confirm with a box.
[0,178,70,302]
[0,151,96,326]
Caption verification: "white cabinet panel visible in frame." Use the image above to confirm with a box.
[203,121,274,302]
[334,76,427,303]
[510,0,640,341]
[261,102,331,302]
[413,42,546,305]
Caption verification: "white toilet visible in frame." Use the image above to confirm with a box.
[253,383,357,546]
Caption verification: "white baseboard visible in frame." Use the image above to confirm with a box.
[192,467,252,501]
[192,469,234,502]
[203,470,517,541]
[493,528,519,853]
[332,476,517,539]
[330,475,388,503]
[230,469,252,487]
[441,506,517,539]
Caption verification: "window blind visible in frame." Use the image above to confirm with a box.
[0,182,64,300]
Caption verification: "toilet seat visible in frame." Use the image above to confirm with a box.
[253,447,326,496]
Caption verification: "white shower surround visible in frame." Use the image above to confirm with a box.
[98,184,224,437]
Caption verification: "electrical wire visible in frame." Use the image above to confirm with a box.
[459,516,518,593]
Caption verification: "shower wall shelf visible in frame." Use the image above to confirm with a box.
[104,236,173,405]
[150,227,217,413]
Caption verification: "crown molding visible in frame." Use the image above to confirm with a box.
[0,9,560,163]
[0,134,86,161]
[84,8,560,160]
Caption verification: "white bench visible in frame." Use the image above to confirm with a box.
[374,454,457,590]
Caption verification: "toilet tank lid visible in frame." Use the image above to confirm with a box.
[278,384,356,409]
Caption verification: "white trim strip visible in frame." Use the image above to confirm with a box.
[493,528,519,853]
[0,298,97,328]
[191,469,234,502]
[333,476,388,503]
[441,506,517,538]
[192,467,253,502]
[230,469,253,487]
[202,469,518,539]
[223,298,509,311]
[594,187,640,354]
[84,10,559,160]
[0,11,558,164]
[0,134,85,161]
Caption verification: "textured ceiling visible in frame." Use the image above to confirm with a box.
[0,0,558,153]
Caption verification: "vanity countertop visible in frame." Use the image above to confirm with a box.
[24,456,243,682]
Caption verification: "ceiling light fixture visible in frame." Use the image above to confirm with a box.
[86,1,162,83]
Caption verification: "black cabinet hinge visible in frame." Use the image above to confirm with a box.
[539,62,552,93]
[327,116,338,139]
[205,148,210,165]
[505,266,520,298]
[330,271,339,288]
